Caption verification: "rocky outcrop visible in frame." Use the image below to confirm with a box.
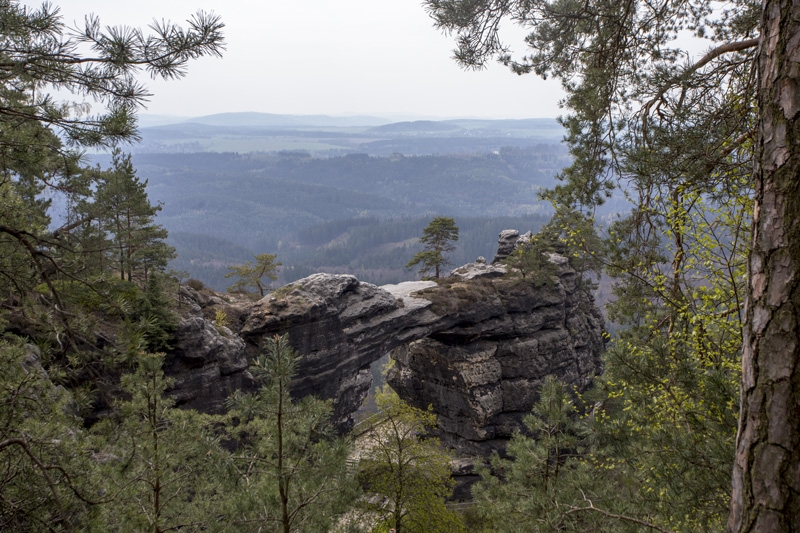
[449,257,506,280]
[168,232,605,446]
[166,315,254,413]
[165,286,257,413]
[491,229,532,263]
[387,263,604,454]
[237,275,441,429]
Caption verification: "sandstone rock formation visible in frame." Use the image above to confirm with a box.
[449,259,506,280]
[387,260,604,454]
[168,232,605,448]
[237,275,441,430]
[166,315,254,413]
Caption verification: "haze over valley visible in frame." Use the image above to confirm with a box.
[101,112,619,290]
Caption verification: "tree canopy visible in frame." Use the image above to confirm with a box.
[406,216,459,278]
[0,3,226,528]
[426,0,799,530]
[0,0,224,324]
[356,386,465,533]
[225,253,281,296]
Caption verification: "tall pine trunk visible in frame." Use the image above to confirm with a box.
[729,0,800,530]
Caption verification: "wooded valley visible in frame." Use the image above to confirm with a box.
[2,0,799,531]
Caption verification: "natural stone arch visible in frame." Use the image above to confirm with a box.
[167,241,605,450]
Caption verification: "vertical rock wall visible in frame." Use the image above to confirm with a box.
[387,260,605,454]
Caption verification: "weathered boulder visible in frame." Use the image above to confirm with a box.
[166,315,254,413]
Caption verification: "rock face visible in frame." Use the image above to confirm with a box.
[492,229,521,263]
[166,315,254,413]
[237,275,442,430]
[163,286,258,413]
[386,262,605,454]
[168,232,605,447]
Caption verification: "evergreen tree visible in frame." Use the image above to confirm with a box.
[406,217,459,279]
[225,253,281,296]
[472,377,588,532]
[423,0,777,528]
[0,2,226,529]
[0,336,100,531]
[0,0,223,324]
[224,334,357,533]
[356,386,465,533]
[473,377,676,532]
[90,352,230,533]
[86,150,174,284]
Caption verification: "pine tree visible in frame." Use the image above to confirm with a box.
[90,352,230,532]
[225,253,281,296]
[423,0,780,528]
[406,217,459,279]
[0,0,223,323]
[224,334,357,532]
[0,337,97,530]
[88,150,174,284]
[0,2,226,529]
[357,386,465,533]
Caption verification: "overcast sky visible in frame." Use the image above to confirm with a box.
[50,0,564,120]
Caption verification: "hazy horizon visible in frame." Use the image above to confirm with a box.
[45,1,566,120]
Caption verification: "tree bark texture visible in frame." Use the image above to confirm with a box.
[729,0,800,531]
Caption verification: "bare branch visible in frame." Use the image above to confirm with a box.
[564,491,676,533]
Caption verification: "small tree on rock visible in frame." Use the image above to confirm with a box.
[225,253,281,296]
[406,217,459,279]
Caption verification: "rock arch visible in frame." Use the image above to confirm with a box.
[227,254,605,452]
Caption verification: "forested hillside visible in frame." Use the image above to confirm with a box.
[4,0,799,531]
[97,147,577,288]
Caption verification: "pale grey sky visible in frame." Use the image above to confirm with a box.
[50,0,564,119]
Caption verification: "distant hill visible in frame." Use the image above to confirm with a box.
[134,114,564,155]
[185,112,391,129]
[443,118,563,131]
[367,120,466,135]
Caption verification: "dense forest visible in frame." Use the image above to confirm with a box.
[85,147,580,289]
[2,0,800,532]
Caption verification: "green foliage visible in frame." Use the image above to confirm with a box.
[90,352,230,532]
[214,309,229,329]
[0,0,222,308]
[471,376,678,533]
[406,217,459,279]
[78,149,175,284]
[0,1,224,149]
[0,4,227,528]
[224,334,358,532]
[426,1,757,529]
[0,337,97,531]
[588,182,750,531]
[131,273,178,352]
[357,386,465,533]
[225,253,281,296]
[472,377,584,532]
[502,232,558,286]
[501,208,603,288]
